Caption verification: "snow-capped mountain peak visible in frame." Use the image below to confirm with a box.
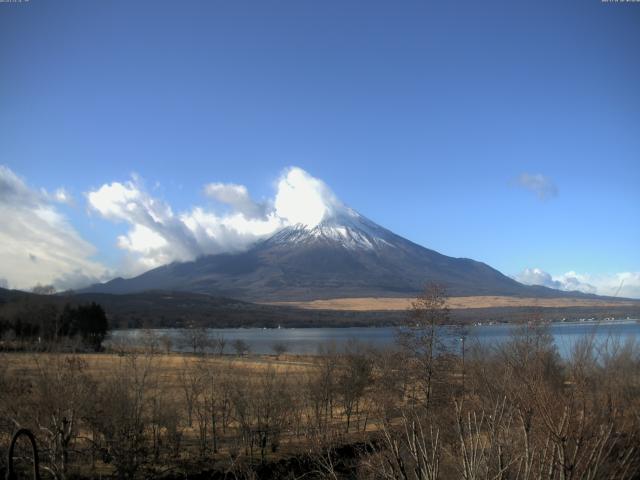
[81,198,579,302]
[265,206,395,250]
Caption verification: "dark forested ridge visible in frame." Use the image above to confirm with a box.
[1,287,639,330]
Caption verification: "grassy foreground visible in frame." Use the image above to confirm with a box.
[2,323,640,479]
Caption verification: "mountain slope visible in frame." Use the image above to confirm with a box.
[83,206,594,301]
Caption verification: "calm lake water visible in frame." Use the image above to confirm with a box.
[109,320,640,358]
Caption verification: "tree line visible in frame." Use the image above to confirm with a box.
[0,300,109,351]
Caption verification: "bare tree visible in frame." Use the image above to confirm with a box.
[180,327,210,354]
[31,284,56,295]
[86,353,156,480]
[140,329,161,354]
[178,359,203,428]
[159,333,173,354]
[366,407,441,480]
[397,282,450,409]
[336,341,372,432]
[370,347,409,422]
[271,341,288,359]
[213,333,227,355]
[28,355,93,479]
[307,343,339,437]
[232,339,250,356]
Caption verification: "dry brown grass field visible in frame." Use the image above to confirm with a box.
[267,295,640,311]
[0,351,317,385]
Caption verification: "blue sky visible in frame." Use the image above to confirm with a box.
[1,0,639,296]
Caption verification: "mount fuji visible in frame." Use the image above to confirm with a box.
[82,204,582,302]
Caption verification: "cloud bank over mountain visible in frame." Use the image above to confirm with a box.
[514,267,640,299]
[0,166,108,290]
[86,167,340,274]
[0,165,345,289]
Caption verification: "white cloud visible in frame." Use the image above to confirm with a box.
[117,224,169,255]
[515,173,558,200]
[0,165,109,291]
[274,167,339,226]
[53,187,73,205]
[515,267,640,299]
[513,267,563,290]
[87,166,339,275]
[87,179,203,271]
[203,182,265,218]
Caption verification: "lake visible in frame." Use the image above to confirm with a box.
[109,319,640,358]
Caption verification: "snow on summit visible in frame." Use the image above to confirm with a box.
[265,207,396,251]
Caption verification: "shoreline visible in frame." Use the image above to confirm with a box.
[111,317,640,331]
